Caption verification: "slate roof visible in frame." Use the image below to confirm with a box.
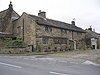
[85,30,100,39]
[29,14,86,33]
[0,9,8,18]
[0,9,20,20]
[0,8,20,32]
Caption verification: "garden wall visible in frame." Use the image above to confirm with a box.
[0,47,32,54]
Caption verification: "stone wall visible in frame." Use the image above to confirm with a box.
[36,23,86,51]
[0,39,5,48]
[36,24,72,39]
[0,47,32,54]
[73,31,85,40]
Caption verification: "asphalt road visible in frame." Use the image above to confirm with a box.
[0,55,100,75]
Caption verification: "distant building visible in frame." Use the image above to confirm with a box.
[85,27,100,49]
[0,2,87,51]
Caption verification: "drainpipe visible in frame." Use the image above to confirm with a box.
[22,19,24,41]
[72,31,76,50]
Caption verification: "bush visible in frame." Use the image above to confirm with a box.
[36,44,41,52]
[0,37,26,48]
[7,40,26,48]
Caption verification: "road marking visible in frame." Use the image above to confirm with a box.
[50,71,68,75]
[0,62,22,69]
[82,60,100,66]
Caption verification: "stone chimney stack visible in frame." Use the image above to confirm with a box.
[38,10,46,18]
[71,21,75,26]
[8,1,13,11]
[88,26,92,31]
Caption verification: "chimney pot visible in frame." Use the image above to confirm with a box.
[8,1,13,11]
[39,10,41,13]
[71,21,75,25]
[38,10,46,18]
[88,25,92,31]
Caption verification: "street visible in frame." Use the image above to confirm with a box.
[0,55,100,75]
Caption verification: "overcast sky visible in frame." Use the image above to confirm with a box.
[0,0,100,33]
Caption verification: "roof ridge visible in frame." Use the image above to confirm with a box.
[47,18,70,25]
[0,9,8,14]
[25,12,85,33]
[29,13,70,25]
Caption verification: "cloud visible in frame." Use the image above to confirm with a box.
[0,0,100,32]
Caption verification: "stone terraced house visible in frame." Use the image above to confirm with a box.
[0,2,86,52]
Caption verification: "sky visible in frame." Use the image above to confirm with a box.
[0,0,100,33]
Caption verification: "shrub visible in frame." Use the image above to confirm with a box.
[7,40,26,48]
[36,44,41,52]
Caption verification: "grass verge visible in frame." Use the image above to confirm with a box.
[48,50,89,57]
[95,57,100,64]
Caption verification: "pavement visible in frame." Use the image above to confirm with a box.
[0,55,100,75]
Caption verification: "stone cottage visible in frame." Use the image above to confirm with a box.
[0,2,86,52]
[13,12,86,51]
